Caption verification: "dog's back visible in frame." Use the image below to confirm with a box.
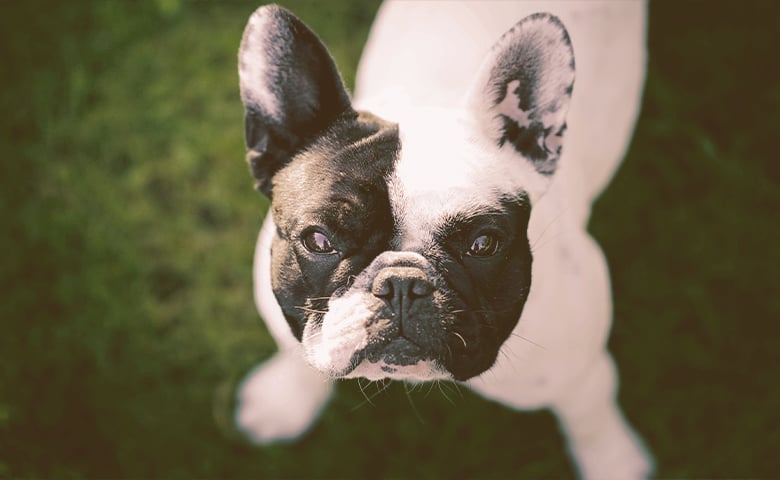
[355,0,647,225]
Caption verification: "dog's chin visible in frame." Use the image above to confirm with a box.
[297,267,509,382]
[299,290,451,381]
[304,336,453,382]
[345,357,452,382]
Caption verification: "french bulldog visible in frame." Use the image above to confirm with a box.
[235,1,651,478]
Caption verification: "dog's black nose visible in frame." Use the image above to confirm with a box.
[371,267,433,313]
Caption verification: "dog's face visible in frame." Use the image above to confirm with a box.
[238,6,574,381]
[269,112,535,381]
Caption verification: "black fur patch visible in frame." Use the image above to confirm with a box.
[239,5,353,196]
[428,195,533,379]
[268,112,400,339]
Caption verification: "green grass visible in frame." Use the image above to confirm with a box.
[1,1,778,478]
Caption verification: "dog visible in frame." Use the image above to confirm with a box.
[235,1,651,478]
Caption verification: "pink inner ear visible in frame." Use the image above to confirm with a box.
[494,80,532,127]
[465,12,574,177]
[543,131,564,155]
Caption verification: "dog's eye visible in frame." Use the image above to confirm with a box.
[467,233,500,258]
[301,230,336,254]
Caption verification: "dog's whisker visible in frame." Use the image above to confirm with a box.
[451,331,468,349]
[403,382,425,424]
[529,207,567,251]
[351,377,395,412]
[530,230,565,254]
[447,380,464,399]
[302,329,324,341]
[429,381,441,399]
[356,378,375,406]
[497,346,522,376]
[510,332,545,350]
[295,306,329,315]
[438,380,457,406]
[376,378,391,395]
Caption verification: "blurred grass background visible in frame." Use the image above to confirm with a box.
[1,0,778,478]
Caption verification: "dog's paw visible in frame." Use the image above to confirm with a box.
[235,349,333,444]
[570,421,654,480]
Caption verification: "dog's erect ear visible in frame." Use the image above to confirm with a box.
[469,13,575,176]
[238,5,353,196]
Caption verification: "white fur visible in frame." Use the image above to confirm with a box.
[253,213,297,350]
[235,346,332,443]
[355,0,647,226]
[238,9,281,121]
[302,290,374,376]
[238,1,651,478]
[388,108,548,253]
[347,359,448,382]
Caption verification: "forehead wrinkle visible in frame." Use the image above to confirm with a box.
[436,201,509,231]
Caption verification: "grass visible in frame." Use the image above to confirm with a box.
[1,0,778,478]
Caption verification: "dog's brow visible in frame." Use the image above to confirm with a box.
[435,205,507,235]
[433,193,530,238]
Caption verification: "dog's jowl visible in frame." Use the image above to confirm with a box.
[235,2,651,479]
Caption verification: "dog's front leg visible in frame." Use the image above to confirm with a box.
[236,346,333,444]
[551,352,653,480]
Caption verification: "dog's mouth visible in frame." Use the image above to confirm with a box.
[301,304,453,381]
[364,335,428,365]
[341,335,451,381]
[350,335,429,370]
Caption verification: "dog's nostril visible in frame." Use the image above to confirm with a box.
[410,278,433,297]
[372,277,394,298]
[371,267,433,302]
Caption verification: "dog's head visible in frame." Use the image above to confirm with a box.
[238,6,574,381]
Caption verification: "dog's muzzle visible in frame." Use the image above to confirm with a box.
[357,253,448,367]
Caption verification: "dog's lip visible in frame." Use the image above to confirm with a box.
[363,336,433,366]
[325,336,431,379]
[334,349,365,377]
